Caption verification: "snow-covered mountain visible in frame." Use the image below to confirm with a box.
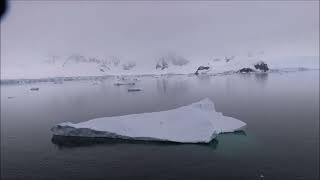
[1,53,319,80]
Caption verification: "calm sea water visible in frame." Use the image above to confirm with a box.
[1,71,319,180]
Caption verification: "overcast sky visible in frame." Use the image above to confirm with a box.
[1,1,319,64]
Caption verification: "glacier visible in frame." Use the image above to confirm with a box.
[51,98,246,143]
[1,53,318,81]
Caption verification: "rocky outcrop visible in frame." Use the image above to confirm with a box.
[238,68,255,73]
[195,66,210,75]
[156,59,169,70]
[238,61,269,73]
[225,56,235,62]
[254,61,269,72]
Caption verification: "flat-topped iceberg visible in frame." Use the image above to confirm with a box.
[51,98,246,143]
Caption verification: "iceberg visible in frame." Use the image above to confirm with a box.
[51,98,246,143]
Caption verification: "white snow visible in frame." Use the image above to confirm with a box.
[51,98,246,143]
[1,53,318,80]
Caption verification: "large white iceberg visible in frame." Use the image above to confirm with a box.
[51,98,246,143]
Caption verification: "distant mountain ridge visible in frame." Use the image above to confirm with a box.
[1,53,319,80]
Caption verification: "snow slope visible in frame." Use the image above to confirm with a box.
[51,98,246,143]
[1,53,318,80]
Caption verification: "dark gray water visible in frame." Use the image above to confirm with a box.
[1,71,319,180]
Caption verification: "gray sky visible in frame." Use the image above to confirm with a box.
[1,1,319,64]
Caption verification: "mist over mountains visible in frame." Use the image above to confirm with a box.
[1,51,318,79]
[1,1,318,79]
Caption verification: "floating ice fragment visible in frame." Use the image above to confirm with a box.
[51,98,246,143]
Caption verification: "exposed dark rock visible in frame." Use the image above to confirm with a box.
[30,87,39,91]
[238,68,255,73]
[156,63,161,69]
[156,59,169,70]
[254,61,269,72]
[195,66,210,75]
[198,66,210,71]
[225,56,235,62]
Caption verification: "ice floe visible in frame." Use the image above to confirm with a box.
[51,98,246,143]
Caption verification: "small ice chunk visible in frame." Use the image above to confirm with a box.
[128,88,142,92]
[113,82,135,86]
